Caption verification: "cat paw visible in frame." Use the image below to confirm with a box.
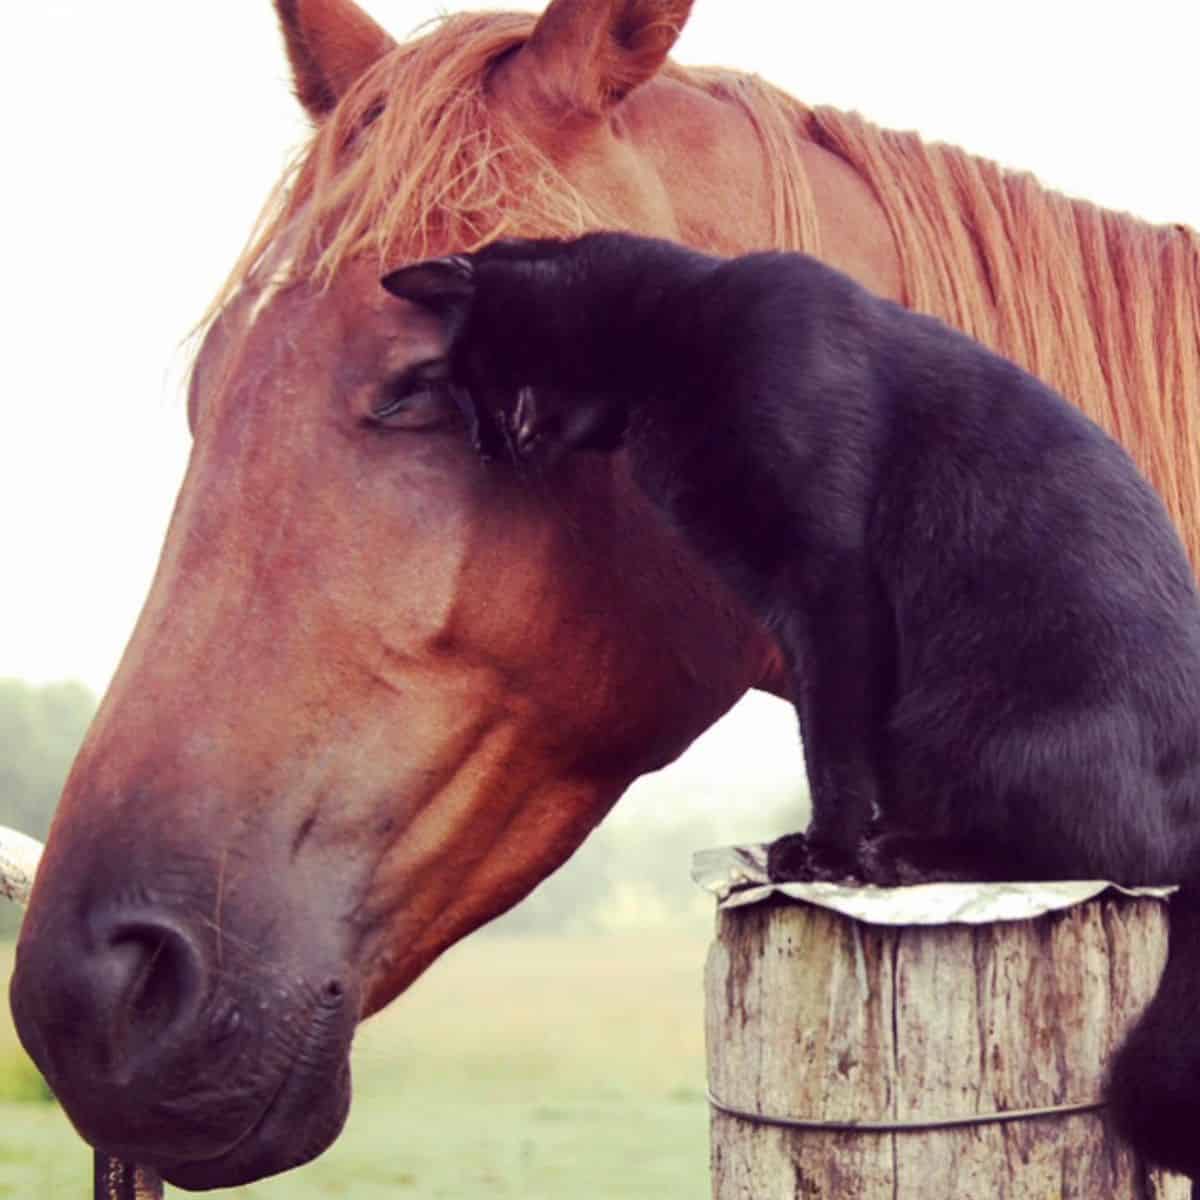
[765,832,812,882]
[766,833,860,884]
[857,832,990,886]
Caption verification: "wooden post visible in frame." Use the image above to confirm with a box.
[705,892,1190,1199]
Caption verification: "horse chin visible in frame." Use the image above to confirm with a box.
[156,1054,353,1190]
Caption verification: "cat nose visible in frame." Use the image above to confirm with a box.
[510,387,536,448]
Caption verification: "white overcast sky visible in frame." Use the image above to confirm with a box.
[2,2,1198,815]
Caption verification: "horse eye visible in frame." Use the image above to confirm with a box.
[369,368,460,433]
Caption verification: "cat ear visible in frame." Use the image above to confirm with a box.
[381,256,476,338]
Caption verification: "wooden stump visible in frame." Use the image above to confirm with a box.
[705,893,1189,1199]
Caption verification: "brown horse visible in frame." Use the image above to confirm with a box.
[12,0,1200,1188]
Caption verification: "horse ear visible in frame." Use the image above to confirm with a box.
[505,0,694,119]
[274,0,396,120]
[381,257,477,337]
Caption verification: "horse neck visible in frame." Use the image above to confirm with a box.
[661,70,903,303]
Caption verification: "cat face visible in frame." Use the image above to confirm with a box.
[381,250,630,465]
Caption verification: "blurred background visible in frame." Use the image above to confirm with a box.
[3,1,1198,1195]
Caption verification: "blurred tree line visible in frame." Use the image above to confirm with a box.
[490,750,807,937]
[0,678,97,935]
[489,692,809,936]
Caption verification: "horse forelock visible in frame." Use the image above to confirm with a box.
[212,12,601,318]
[206,12,825,327]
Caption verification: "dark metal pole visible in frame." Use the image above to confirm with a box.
[93,1153,163,1200]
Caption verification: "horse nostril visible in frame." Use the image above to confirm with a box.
[93,916,206,1072]
[120,928,188,1024]
[318,977,346,1008]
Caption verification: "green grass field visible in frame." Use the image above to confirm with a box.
[0,927,715,1199]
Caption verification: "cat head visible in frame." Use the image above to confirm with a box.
[381,244,630,465]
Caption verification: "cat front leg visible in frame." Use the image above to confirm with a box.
[767,564,894,883]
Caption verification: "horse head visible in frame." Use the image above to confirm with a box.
[11,0,884,1186]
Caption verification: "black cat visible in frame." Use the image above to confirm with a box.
[383,232,1200,1177]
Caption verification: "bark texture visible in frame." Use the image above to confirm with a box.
[705,895,1188,1198]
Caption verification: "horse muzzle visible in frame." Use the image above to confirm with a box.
[10,867,358,1189]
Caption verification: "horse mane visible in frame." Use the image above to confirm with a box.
[215,10,1200,559]
[801,107,1200,551]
